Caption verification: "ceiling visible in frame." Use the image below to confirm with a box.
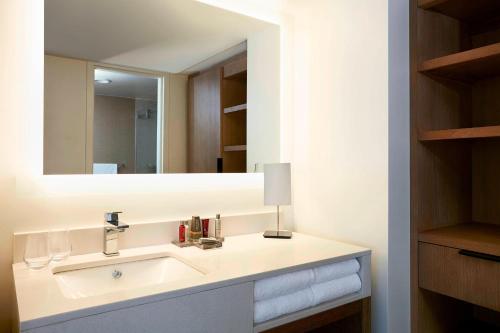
[94,69,158,100]
[183,41,247,74]
[45,0,275,73]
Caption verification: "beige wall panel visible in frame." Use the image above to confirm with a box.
[43,55,87,174]
[167,74,188,173]
[93,96,135,173]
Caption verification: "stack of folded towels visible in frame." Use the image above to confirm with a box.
[254,259,361,324]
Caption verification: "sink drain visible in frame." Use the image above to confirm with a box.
[112,269,122,279]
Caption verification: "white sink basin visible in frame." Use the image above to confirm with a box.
[53,255,204,299]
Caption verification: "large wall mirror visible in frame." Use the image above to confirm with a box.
[44,0,280,175]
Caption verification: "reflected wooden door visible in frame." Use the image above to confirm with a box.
[188,68,221,173]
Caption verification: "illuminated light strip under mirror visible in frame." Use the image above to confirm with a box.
[43,0,281,175]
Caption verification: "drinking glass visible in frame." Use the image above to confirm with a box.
[48,229,71,261]
[24,233,52,269]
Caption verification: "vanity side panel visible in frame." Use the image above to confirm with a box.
[23,282,254,333]
[359,254,372,298]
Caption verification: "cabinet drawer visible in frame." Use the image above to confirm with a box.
[419,242,500,311]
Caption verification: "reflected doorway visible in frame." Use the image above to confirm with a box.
[92,67,163,174]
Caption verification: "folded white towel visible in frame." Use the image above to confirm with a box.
[253,274,362,323]
[254,288,315,324]
[254,269,314,302]
[312,259,360,284]
[254,259,360,302]
[310,273,362,305]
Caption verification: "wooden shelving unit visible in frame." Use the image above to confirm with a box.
[224,103,247,114]
[223,56,247,79]
[419,125,500,141]
[187,52,247,173]
[418,0,500,22]
[419,223,500,257]
[223,145,246,152]
[411,0,500,331]
[221,53,247,173]
[419,42,500,81]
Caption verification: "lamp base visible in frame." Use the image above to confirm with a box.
[263,230,292,239]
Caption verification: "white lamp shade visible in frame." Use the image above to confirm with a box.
[264,163,291,206]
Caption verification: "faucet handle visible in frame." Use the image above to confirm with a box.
[113,222,129,231]
[105,212,123,226]
[104,212,129,230]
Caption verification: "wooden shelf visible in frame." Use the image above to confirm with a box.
[224,104,247,114]
[419,223,500,257]
[221,53,247,173]
[223,145,246,152]
[419,42,500,81]
[418,0,500,22]
[419,125,500,141]
[223,56,247,79]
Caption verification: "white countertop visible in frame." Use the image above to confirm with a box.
[13,232,370,331]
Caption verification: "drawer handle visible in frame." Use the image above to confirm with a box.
[458,250,500,263]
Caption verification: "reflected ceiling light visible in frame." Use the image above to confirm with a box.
[95,79,112,84]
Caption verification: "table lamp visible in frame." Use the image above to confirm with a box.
[263,163,292,239]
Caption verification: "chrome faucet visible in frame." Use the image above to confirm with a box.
[103,212,129,256]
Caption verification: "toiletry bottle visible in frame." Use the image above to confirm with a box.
[190,216,202,240]
[179,221,186,243]
[215,214,223,240]
[202,218,209,238]
[185,220,191,242]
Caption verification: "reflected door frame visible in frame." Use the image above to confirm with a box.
[86,62,167,174]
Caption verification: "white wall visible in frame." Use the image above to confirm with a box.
[247,26,281,172]
[285,1,389,332]
[0,1,42,330]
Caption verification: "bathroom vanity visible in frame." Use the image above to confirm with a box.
[13,233,371,333]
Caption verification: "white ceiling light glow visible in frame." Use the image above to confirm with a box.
[95,79,112,84]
